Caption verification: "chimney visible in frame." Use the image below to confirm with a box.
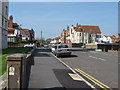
[8,15,13,28]
[67,26,69,30]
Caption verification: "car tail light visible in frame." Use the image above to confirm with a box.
[57,49,62,52]
[67,49,71,51]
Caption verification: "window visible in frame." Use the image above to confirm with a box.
[80,33,81,36]
[80,39,81,42]
[6,6,8,16]
[5,20,7,29]
[90,34,91,37]
[58,45,68,48]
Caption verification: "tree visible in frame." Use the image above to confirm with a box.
[46,38,51,44]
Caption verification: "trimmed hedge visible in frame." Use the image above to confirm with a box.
[8,40,37,44]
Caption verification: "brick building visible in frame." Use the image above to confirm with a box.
[21,28,34,41]
[8,15,22,42]
[8,15,35,42]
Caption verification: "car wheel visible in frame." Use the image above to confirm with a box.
[56,54,60,58]
[69,54,71,57]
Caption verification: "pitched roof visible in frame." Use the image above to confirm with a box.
[21,29,30,35]
[21,29,29,31]
[13,23,19,28]
[109,35,116,39]
[75,25,101,34]
[55,37,60,40]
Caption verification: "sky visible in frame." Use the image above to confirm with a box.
[9,2,118,39]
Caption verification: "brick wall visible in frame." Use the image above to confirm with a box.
[8,43,27,47]
[86,44,98,49]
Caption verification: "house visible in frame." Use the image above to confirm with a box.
[61,23,101,44]
[8,15,35,42]
[50,37,61,44]
[8,16,22,42]
[21,29,30,40]
[73,24,101,44]
[0,1,9,49]
[65,27,71,44]
[61,29,67,44]
[112,33,120,43]
[21,28,35,41]
[98,35,119,43]
[29,28,35,40]
[115,33,120,38]
[50,39,55,44]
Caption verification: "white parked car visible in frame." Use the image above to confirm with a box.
[24,44,35,47]
[51,44,72,57]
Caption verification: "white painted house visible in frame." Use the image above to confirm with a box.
[68,24,101,44]
[50,37,61,44]
[101,35,113,43]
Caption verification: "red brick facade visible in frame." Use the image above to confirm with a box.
[8,15,35,42]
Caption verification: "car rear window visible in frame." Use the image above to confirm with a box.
[58,45,68,48]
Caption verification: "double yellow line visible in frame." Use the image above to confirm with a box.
[75,69,112,90]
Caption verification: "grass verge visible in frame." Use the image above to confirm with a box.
[0,47,33,76]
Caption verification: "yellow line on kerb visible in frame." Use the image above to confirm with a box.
[75,69,112,90]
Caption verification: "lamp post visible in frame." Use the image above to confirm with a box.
[41,31,42,45]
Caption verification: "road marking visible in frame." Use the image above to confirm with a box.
[90,51,118,57]
[50,52,96,89]
[75,69,112,90]
[89,56,106,61]
[68,73,82,81]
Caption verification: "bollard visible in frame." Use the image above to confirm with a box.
[6,54,27,89]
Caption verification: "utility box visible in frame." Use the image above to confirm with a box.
[6,54,27,89]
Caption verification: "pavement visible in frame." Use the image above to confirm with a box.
[27,48,92,90]
[0,72,7,90]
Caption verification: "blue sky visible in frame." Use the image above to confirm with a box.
[9,2,118,39]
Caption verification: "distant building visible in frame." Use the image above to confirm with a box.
[21,28,35,41]
[61,29,66,44]
[50,36,61,44]
[8,15,35,42]
[8,16,22,42]
[61,24,101,44]
[21,29,30,40]
[115,33,120,38]
[101,35,113,43]
[0,1,9,49]
[29,28,35,40]
[61,26,71,44]
[112,34,120,43]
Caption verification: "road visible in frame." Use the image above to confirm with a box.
[28,48,118,90]
[55,50,118,89]
[28,48,92,89]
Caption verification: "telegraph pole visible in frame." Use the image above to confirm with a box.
[41,31,42,44]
